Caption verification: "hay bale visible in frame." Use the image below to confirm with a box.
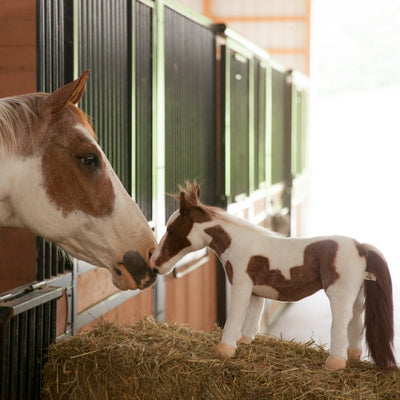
[42,317,399,400]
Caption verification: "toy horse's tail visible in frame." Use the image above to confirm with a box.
[362,244,396,369]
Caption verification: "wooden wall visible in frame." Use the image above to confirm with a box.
[0,0,37,293]
[0,0,36,97]
[165,254,217,331]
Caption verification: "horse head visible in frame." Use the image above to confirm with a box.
[0,71,157,290]
[150,182,215,275]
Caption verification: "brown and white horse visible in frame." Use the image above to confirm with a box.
[151,182,396,370]
[0,71,157,291]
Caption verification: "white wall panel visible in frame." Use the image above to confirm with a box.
[212,0,307,17]
[228,21,307,49]
[272,53,307,73]
[174,0,204,15]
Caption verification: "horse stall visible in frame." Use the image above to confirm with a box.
[0,0,311,399]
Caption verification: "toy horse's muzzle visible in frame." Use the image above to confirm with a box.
[114,251,158,290]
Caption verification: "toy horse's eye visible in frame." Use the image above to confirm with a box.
[79,154,99,170]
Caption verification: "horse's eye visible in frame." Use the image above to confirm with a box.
[167,228,172,236]
[80,154,99,170]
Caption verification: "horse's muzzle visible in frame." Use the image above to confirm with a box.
[118,251,157,290]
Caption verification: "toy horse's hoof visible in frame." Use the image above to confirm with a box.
[325,355,347,370]
[214,343,236,359]
[347,349,362,360]
[237,335,252,345]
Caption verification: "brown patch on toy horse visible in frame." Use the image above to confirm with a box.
[154,183,218,267]
[225,261,233,284]
[204,225,232,257]
[354,240,368,257]
[247,240,340,301]
[153,204,213,267]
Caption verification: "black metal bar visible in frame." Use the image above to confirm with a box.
[63,0,74,83]
[17,313,28,400]
[0,322,10,400]
[164,6,217,220]
[26,308,36,400]
[9,317,18,400]
[33,305,43,400]
[0,286,63,326]
[135,0,153,220]
[36,237,44,281]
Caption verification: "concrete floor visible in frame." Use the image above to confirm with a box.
[268,86,400,364]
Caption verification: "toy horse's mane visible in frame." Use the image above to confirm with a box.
[175,182,280,237]
[0,95,96,155]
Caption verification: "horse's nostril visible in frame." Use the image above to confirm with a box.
[114,266,122,276]
[154,268,159,274]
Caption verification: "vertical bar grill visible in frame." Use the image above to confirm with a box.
[164,7,217,220]
[0,286,63,400]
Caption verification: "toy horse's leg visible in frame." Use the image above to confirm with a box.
[238,295,265,345]
[347,286,364,361]
[325,284,361,370]
[214,282,253,359]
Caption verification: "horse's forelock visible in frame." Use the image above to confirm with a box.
[0,95,37,154]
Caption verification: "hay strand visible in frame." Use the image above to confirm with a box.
[42,317,399,400]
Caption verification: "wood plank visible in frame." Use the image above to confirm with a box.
[77,268,119,313]
[0,46,36,71]
[0,0,36,97]
[56,291,68,336]
[165,255,217,331]
[0,0,35,19]
[0,70,36,97]
[0,228,36,292]
[0,20,36,46]
[78,290,153,332]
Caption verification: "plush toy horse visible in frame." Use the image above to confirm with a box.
[150,182,396,370]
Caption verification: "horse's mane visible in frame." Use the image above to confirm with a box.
[175,182,280,237]
[0,95,37,154]
[0,94,96,155]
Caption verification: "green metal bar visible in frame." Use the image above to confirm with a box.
[290,73,298,179]
[130,1,136,199]
[223,42,231,201]
[152,0,166,322]
[152,0,166,237]
[265,60,272,195]
[248,56,255,194]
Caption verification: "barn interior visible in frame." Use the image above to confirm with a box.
[0,0,399,398]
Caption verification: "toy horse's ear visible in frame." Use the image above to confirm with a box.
[193,183,201,202]
[40,70,89,114]
[179,191,189,215]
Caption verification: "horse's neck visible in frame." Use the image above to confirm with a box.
[202,209,276,261]
[212,209,274,237]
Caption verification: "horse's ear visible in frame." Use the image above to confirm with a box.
[40,70,89,114]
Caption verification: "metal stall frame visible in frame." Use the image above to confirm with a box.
[151,0,219,324]
[218,26,272,209]
[287,70,310,237]
[71,0,156,332]
[0,284,63,400]
[216,26,274,328]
